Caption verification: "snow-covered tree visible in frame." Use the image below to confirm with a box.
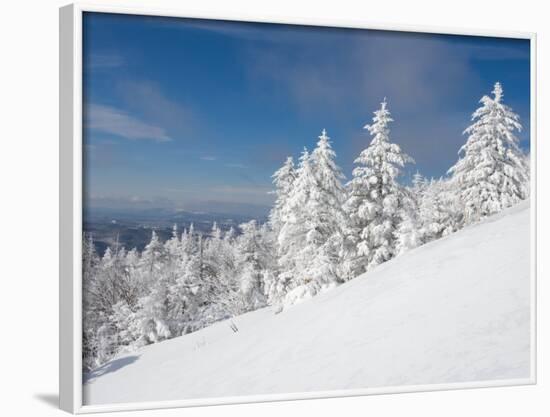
[129,231,172,344]
[199,224,233,320]
[449,82,529,224]
[395,187,421,256]
[344,99,414,275]
[235,220,269,310]
[82,236,144,369]
[417,178,463,243]
[171,225,207,333]
[83,233,100,293]
[309,129,348,281]
[269,157,296,234]
[412,171,428,196]
[273,130,347,307]
[523,150,531,197]
[139,230,167,285]
[164,224,181,263]
[275,148,316,300]
[82,233,102,370]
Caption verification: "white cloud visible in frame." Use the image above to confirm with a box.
[200,156,217,161]
[86,104,172,142]
[116,80,195,136]
[225,163,247,169]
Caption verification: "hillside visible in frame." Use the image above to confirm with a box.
[84,201,531,405]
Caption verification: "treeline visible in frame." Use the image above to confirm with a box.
[83,82,529,371]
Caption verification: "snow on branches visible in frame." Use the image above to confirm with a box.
[449,82,529,224]
[343,99,414,275]
[83,84,530,371]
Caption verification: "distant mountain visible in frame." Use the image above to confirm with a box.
[84,206,268,255]
[86,198,272,218]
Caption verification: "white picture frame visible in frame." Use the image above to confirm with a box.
[59,2,537,413]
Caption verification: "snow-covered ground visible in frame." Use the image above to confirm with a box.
[84,201,531,405]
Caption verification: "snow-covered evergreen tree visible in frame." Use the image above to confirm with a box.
[124,231,172,345]
[83,233,100,292]
[269,157,296,234]
[139,230,167,285]
[274,130,347,307]
[82,233,102,370]
[309,129,347,282]
[412,171,428,196]
[235,220,269,310]
[417,178,463,243]
[275,148,316,300]
[171,225,206,333]
[449,82,529,224]
[344,99,414,275]
[164,224,181,263]
[395,187,421,256]
[82,236,144,369]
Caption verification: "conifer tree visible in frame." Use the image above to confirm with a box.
[308,129,347,285]
[235,220,269,310]
[344,99,414,275]
[269,156,296,235]
[395,187,421,256]
[449,82,528,223]
[418,178,463,243]
[274,130,348,306]
[276,148,316,300]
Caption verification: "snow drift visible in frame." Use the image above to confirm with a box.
[84,201,531,405]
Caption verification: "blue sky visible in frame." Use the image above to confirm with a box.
[83,12,530,215]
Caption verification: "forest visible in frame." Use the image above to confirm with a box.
[82,82,530,371]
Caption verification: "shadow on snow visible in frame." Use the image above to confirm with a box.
[84,355,139,384]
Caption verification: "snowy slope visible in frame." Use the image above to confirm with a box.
[84,201,532,405]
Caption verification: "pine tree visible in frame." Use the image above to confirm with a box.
[269,156,297,234]
[82,233,102,370]
[395,187,421,256]
[83,236,145,368]
[139,230,167,284]
[308,129,347,285]
[171,225,205,333]
[344,99,414,275]
[274,131,347,307]
[235,220,269,310]
[412,171,428,195]
[83,233,100,291]
[449,82,529,223]
[132,231,172,344]
[164,224,181,263]
[276,148,316,298]
[418,178,463,243]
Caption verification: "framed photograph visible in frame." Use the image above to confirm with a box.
[60,2,537,413]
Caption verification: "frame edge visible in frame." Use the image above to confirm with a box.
[60,3,78,414]
[64,3,537,413]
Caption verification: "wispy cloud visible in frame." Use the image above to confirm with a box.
[116,80,196,137]
[87,52,125,69]
[85,103,172,142]
[247,33,477,115]
[160,18,349,46]
[200,156,217,161]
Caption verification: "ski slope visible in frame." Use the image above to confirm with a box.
[84,201,532,405]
